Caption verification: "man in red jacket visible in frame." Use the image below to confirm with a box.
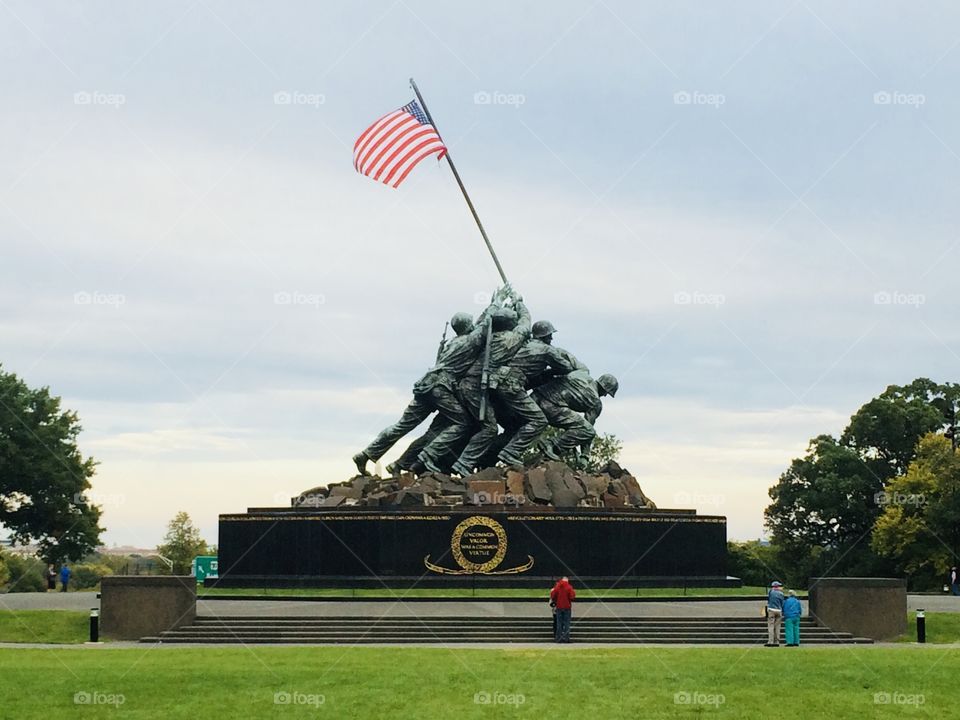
[550,576,576,643]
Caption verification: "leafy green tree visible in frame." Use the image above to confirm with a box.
[842,379,958,478]
[585,433,623,472]
[764,378,958,583]
[727,541,791,587]
[765,435,886,582]
[0,365,103,562]
[0,552,10,588]
[523,430,623,472]
[872,433,960,588]
[157,511,209,575]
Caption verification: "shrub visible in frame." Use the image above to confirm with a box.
[2,553,46,593]
[70,563,113,590]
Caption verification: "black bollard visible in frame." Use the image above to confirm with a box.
[916,609,925,643]
[89,608,99,643]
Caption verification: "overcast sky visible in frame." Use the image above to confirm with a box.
[2,1,958,549]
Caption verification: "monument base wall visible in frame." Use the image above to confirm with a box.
[808,577,907,641]
[214,506,729,589]
[100,576,196,640]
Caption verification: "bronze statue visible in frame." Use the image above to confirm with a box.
[351,282,621,477]
[450,293,531,477]
[533,370,619,467]
[485,320,584,466]
[352,305,492,476]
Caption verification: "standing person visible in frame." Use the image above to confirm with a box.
[46,564,57,592]
[550,576,576,643]
[783,590,802,646]
[765,581,785,647]
[59,564,71,593]
[950,567,959,596]
[549,595,557,640]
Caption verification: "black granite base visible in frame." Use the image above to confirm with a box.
[214,505,729,589]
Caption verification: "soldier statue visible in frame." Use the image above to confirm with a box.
[351,283,621,478]
[533,369,619,468]
[449,292,530,477]
[483,319,585,466]
[351,303,493,476]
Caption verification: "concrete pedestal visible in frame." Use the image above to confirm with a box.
[808,577,906,641]
[100,576,197,640]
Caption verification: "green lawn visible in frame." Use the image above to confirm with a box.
[900,612,960,643]
[200,585,771,599]
[0,646,952,718]
[0,610,88,644]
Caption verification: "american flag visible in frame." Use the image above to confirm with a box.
[353,100,447,188]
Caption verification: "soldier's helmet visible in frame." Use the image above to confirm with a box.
[597,373,619,398]
[490,307,519,331]
[450,312,474,335]
[531,320,557,339]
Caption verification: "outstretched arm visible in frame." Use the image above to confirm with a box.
[514,300,531,338]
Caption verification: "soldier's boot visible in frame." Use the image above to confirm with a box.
[497,450,524,468]
[574,453,591,470]
[409,460,427,475]
[540,440,561,462]
[451,461,473,478]
[352,451,371,476]
[385,461,403,476]
[419,453,445,475]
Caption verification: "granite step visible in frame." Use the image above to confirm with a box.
[145,615,870,645]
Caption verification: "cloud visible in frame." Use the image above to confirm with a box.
[2,0,959,548]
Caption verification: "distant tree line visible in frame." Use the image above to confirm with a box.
[1,510,211,592]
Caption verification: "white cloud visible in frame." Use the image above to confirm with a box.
[2,1,959,549]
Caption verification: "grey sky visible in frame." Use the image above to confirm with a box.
[1,1,958,548]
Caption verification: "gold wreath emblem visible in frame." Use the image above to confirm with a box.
[424,515,534,575]
[451,516,507,573]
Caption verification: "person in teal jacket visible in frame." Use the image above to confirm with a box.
[783,590,802,646]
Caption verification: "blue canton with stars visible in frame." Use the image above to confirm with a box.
[403,100,431,125]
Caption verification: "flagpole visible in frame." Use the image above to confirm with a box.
[409,77,509,285]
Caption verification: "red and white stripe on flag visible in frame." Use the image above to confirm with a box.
[353,100,447,188]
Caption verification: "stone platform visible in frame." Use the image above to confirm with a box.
[212,505,729,589]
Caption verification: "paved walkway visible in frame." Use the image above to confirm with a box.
[0,592,99,611]
[3,592,958,616]
[907,595,960,612]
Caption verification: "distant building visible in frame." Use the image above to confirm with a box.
[96,545,156,556]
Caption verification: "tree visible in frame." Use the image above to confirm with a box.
[764,378,960,575]
[584,433,623,472]
[765,435,885,581]
[872,433,960,588]
[0,365,103,562]
[523,430,623,472]
[763,378,957,583]
[842,379,958,478]
[157,511,208,575]
[727,540,790,587]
